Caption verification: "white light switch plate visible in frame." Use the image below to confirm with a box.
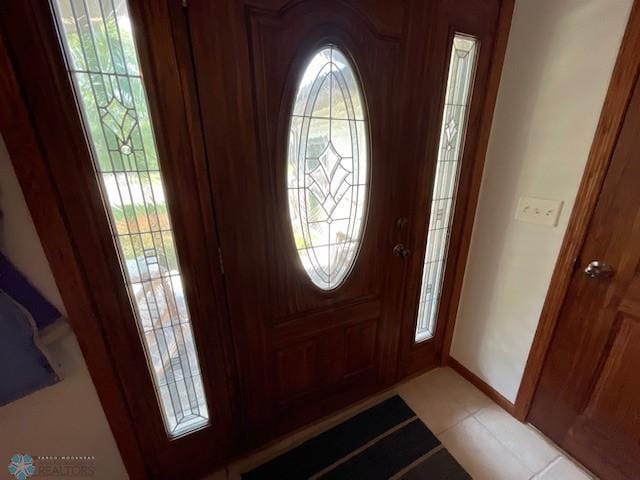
[515,196,563,227]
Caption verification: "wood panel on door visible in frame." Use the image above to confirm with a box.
[187,0,503,446]
[529,76,640,480]
[188,0,410,442]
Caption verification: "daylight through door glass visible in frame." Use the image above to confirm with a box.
[287,46,369,291]
[415,34,478,343]
[52,0,209,437]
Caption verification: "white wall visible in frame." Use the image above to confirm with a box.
[0,136,128,479]
[451,0,633,402]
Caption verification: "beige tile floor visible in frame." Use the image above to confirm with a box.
[205,367,594,480]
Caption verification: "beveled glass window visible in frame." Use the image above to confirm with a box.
[52,0,208,436]
[287,46,369,290]
[415,34,479,343]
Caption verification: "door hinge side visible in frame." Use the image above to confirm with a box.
[218,247,225,275]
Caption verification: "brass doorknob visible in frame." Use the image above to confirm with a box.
[393,244,411,259]
[584,261,614,279]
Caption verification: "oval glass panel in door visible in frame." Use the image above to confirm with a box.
[287,46,369,290]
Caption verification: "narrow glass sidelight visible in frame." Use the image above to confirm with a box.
[415,34,479,343]
[52,0,209,436]
[287,46,369,290]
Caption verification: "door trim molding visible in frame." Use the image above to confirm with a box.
[514,0,640,422]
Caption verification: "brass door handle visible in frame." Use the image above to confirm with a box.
[584,261,614,279]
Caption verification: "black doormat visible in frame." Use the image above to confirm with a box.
[242,395,470,479]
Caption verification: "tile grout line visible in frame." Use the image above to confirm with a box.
[433,405,475,437]
[402,373,485,440]
[469,407,584,479]
[468,412,535,476]
[527,423,596,479]
[527,455,563,480]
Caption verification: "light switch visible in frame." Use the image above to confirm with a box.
[515,196,563,227]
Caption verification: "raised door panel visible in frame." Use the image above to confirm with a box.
[566,311,640,480]
[584,313,640,445]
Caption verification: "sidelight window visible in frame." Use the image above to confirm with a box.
[415,34,479,343]
[287,46,369,291]
[52,0,209,437]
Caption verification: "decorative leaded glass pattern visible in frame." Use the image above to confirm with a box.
[52,0,209,436]
[287,46,369,290]
[415,35,479,343]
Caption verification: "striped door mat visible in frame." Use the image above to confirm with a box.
[242,395,470,479]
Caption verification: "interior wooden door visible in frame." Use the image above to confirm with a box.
[187,0,502,445]
[529,76,640,480]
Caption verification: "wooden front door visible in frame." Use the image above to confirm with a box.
[529,75,640,479]
[187,0,500,445]
[189,1,415,442]
[1,0,503,476]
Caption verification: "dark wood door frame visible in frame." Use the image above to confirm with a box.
[0,0,514,478]
[514,0,640,422]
